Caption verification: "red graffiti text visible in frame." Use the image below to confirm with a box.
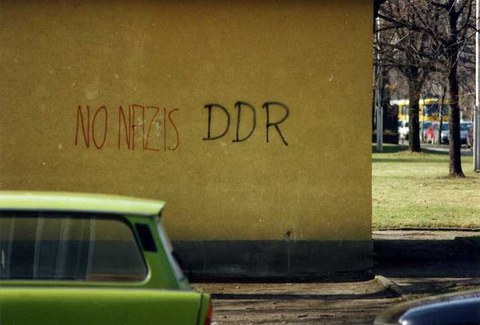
[74,104,180,152]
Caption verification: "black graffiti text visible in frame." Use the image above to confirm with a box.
[202,101,289,146]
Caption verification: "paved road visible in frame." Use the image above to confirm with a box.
[422,144,473,156]
[194,230,480,324]
[388,142,473,156]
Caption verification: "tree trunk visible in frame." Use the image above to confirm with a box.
[407,73,422,152]
[447,63,464,177]
[447,8,465,177]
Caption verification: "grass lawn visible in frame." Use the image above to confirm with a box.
[372,144,480,229]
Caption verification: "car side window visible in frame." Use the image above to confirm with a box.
[0,211,147,282]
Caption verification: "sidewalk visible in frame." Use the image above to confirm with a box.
[194,230,480,324]
[421,143,473,156]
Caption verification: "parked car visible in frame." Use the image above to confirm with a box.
[432,122,449,144]
[431,122,472,145]
[374,289,480,325]
[0,191,212,325]
[467,124,474,148]
[461,122,472,145]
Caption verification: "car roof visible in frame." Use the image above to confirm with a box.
[0,191,165,216]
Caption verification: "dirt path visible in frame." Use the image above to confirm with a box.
[195,280,401,324]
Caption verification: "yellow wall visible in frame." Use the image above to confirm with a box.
[0,1,372,242]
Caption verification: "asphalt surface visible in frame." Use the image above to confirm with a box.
[194,230,480,324]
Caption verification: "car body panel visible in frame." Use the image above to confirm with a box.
[0,287,205,325]
[0,191,165,216]
[374,289,480,325]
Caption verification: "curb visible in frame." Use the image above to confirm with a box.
[375,275,406,298]
[374,228,480,232]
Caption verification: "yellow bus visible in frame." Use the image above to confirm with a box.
[391,98,449,123]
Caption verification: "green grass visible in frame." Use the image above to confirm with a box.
[372,144,480,229]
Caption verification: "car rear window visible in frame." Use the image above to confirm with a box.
[0,211,147,282]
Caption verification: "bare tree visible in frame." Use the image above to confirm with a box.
[430,0,475,177]
[376,1,438,152]
[376,0,475,176]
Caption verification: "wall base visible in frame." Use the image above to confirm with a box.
[173,240,372,281]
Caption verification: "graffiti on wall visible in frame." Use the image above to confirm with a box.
[202,101,290,146]
[74,104,180,151]
[74,101,290,151]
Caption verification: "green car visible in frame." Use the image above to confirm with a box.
[0,191,212,325]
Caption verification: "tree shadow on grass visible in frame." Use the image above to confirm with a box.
[372,144,450,163]
[372,157,447,163]
[372,144,409,154]
[371,144,450,155]
[422,148,450,156]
